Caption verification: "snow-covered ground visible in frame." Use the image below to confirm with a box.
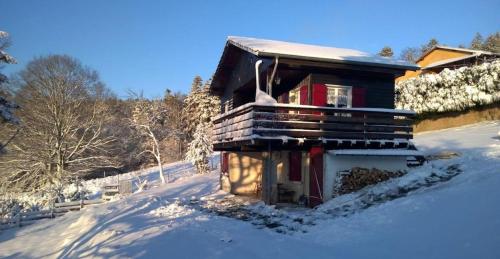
[1,121,499,259]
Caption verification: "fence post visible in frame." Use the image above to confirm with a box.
[16,213,20,228]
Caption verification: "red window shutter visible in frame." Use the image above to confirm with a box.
[352,87,366,108]
[289,152,302,181]
[221,152,228,173]
[299,85,308,105]
[312,84,327,106]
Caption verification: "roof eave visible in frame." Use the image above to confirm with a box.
[256,51,420,71]
[227,37,419,71]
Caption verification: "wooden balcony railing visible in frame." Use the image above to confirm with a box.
[212,102,415,150]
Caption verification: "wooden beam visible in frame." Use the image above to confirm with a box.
[279,58,407,76]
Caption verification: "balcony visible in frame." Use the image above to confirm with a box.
[212,102,415,151]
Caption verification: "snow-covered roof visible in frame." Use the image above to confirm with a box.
[416,45,498,63]
[227,36,419,70]
[423,54,478,70]
[423,52,499,70]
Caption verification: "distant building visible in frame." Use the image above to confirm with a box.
[397,45,500,82]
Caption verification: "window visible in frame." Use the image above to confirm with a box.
[326,85,352,108]
[288,88,300,105]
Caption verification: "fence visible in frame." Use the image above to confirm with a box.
[0,199,103,230]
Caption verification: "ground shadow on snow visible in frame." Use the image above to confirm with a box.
[1,136,498,258]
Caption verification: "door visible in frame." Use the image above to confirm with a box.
[289,152,302,181]
[309,147,324,207]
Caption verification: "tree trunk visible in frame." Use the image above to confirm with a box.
[158,156,166,184]
[148,127,166,184]
[153,137,166,184]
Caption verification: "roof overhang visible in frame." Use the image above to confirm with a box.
[415,45,498,63]
[228,36,419,71]
[328,149,422,157]
[210,36,421,94]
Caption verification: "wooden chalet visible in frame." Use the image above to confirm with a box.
[210,36,420,207]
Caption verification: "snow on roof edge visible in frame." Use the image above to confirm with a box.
[416,45,498,63]
[227,36,419,70]
[423,54,479,70]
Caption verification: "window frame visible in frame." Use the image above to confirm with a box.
[288,88,300,105]
[325,84,353,108]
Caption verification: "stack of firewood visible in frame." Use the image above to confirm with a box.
[338,167,405,195]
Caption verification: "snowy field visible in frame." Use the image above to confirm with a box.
[1,121,499,259]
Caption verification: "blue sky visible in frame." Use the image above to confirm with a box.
[2,0,499,98]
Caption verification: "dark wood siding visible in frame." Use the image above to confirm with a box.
[311,73,395,109]
[220,51,272,111]
[289,152,302,181]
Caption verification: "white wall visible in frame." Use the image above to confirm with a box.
[323,152,408,201]
[273,151,308,202]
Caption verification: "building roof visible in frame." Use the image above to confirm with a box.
[422,54,479,70]
[421,48,499,70]
[227,36,419,70]
[416,45,497,63]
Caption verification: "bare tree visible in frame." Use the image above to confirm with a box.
[399,47,421,63]
[483,32,500,53]
[0,55,119,192]
[130,95,169,184]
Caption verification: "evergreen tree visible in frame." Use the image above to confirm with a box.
[483,32,500,53]
[470,32,484,50]
[185,122,212,174]
[0,31,17,127]
[421,38,439,54]
[182,76,204,140]
[183,76,220,174]
[378,46,394,57]
[197,78,220,126]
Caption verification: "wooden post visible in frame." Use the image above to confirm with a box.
[16,213,20,227]
[263,142,273,204]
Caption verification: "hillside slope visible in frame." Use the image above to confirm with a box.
[0,121,499,259]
